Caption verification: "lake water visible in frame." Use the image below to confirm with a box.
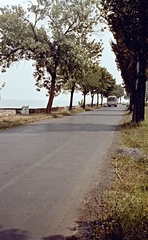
[0,93,86,109]
[0,99,76,109]
[0,92,106,109]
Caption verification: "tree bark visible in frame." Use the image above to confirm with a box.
[91,94,94,107]
[132,90,140,123]
[140,73,146,121]
[96,93,99,107]
[101,94,103,106]
[132,53,146,123]
[128,93,134,113]
[69,82,75,111]
[46,73,56,113]
[83,93,86,109]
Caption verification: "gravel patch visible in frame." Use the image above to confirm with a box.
[116,146,147,160]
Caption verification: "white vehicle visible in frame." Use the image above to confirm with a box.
[107,96,118,107]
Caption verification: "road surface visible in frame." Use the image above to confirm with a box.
[0,105,126,239]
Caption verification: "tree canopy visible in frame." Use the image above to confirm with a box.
[0,0,103,112]
[111,84,124,103]
[99,0,148,122]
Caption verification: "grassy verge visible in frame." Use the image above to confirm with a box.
[0,113,52,129]
[0,106,94,130]
[88,107,148,240]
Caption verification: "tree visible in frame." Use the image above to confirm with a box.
[111,40,137,111]
[87,66,102,107]
[98,67,116,105]
[76,37,103,109]
[0,0,100,113]
[99,0,148,122]
[78,64,93,109]
[61,42,83,111]
[78,65,116,107]
[111,84,124,103]
[60,35,103,110]
[62,36,103,110]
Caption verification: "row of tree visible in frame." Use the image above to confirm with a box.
[64,66,120,110]
[0,0,126,112]
[0,0,118,112]
[99,0,148,123]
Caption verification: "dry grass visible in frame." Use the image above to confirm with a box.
[120,107,148,155]
[0,113,52,129]
[0,106,93,130]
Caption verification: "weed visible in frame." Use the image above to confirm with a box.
[90,107,148,239]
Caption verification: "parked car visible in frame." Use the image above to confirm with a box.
[107,96,118,107]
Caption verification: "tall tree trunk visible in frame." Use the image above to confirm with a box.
[128,93,134,113]
[83,93,86,109]
[140,74,146,121]
[132,53,146,123]
[46,74,56,113]
[91,94,94,107]
[101,94,103,106]
[132,89,140,123]
[97,93,99,107]
[69,82,75,110]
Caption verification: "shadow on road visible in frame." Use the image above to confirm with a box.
[36,123,121,132]
[36,121,122,133]
[43,236,79,240]
[0,123,122,134]
[42,219,123,240]
[0,218,124,240]
[0,228,30,240]
[0,107,126,134]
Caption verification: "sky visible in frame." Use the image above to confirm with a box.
[0,0,123,102]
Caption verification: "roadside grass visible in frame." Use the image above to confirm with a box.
[0,106,94,130]
[89,107,148,240]
[0,113,52,129]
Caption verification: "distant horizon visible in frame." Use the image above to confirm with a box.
[0,94,98,108]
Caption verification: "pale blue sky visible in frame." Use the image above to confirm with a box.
[0,0,122,102]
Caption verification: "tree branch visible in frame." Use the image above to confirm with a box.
[0,47,21,59]
[64,17,79,35]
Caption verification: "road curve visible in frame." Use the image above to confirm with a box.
[0,105,126,239]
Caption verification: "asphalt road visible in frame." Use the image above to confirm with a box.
[0,105,126,240]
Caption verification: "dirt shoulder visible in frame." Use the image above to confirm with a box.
[0,107,87,130]
[74,129,121,239]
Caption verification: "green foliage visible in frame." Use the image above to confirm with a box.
[111,41,137,96]
[111,84,125,102]
[100,0,148,53]
[78,65,115,96]
[0,0,102,112]
[98,66,116,98]
[76,64,116,108]
[99,0,148,122]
